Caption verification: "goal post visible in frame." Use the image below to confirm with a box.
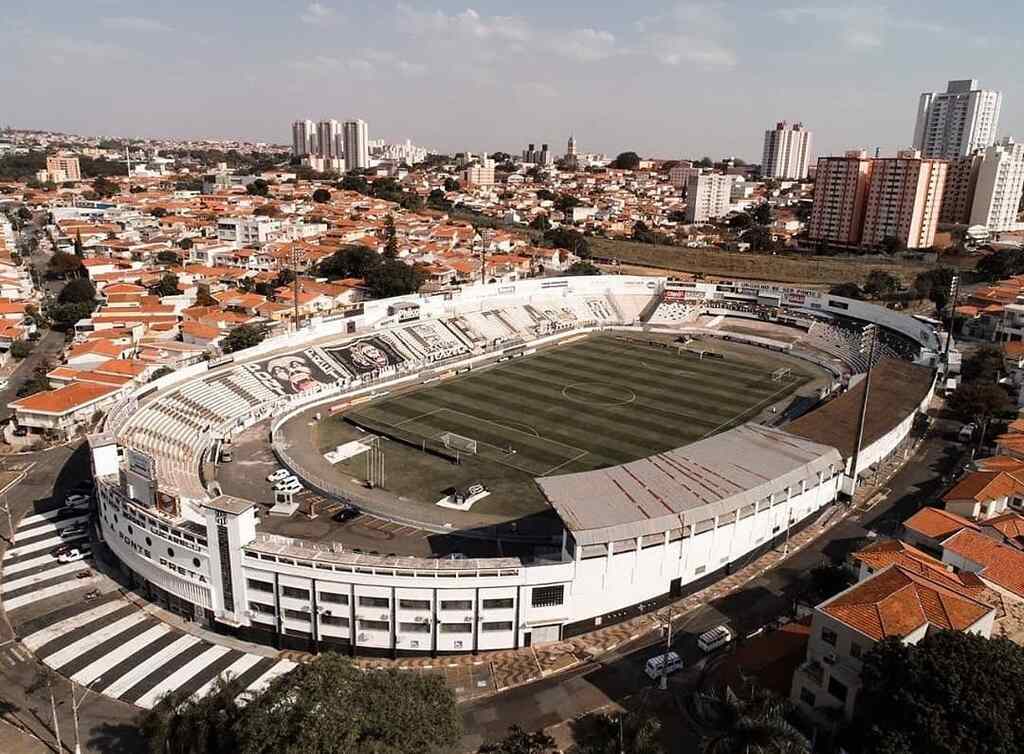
[440,432,478,454]
[771,367,791,382]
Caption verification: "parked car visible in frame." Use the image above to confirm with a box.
[58,525,87,539]
[272,476,300,491]
[58,545,91,563]
[12,426,27,437]
[267,469,293,483]
[644,651,683,680]
[333,505,360,523]
[697,625,734,653]
[63,494,90,508]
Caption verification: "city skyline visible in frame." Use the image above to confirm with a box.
[1,1,1022,159]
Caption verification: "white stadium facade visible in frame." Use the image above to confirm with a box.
[88,275,942,655]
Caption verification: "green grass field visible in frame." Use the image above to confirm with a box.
[319,336,812,515]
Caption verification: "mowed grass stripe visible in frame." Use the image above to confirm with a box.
[426,371,718,454]
[582,337,796,380]
[497,352,764,417]
[369,381,670,465]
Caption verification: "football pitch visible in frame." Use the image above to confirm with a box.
[343,335,813,481]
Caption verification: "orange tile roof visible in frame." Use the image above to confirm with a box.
[10,381,121,415]
[904,507,979,541]
[852,539,987,594]
[820,565,993,642]
[67,340,128,359]
[976,455,1024,473]
[942,528,1024,598]
[943,470,1024,503]
[982,512,1024,541]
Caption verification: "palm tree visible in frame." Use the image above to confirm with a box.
[573,708,665,754]
[692,683,810,754]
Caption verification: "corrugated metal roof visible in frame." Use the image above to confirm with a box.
[537,424,842,547]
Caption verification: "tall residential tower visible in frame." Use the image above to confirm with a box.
[913,79,1002,159]
[343,119,369,172]
[291,119,317,157]
[761,121,813,180]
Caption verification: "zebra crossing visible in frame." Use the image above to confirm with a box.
[3,506,298,709]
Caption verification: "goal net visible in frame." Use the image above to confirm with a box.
[440,432,478,454]
[771,368,791,382]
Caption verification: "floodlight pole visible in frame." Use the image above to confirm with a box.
[944,275,959,361]
[849,325,877,497]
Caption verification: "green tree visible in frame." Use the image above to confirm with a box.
[976,249,1024,282]
[319,245,382,280]
[339,173,370,194]
[157,249,182,264]
[246,179,270,197]
[139,676,245,754]
[365,259,426,298]
[850,632,1024,754]
[57,278,96,305]
[427,188,451,210]
[73,230,84,259]
[47,251,84,278]
[829,282,862,299]
[235,653,458,754]
[912,267,956,310]
[543,227,590,258]
[692,685,809,754]
[808,562,852,601]
[554,193,582,214]
[529,214,551,231]
[573,710,665,754]
[566,260,601,276]
[879,235,907,255]
[478,725,557,754]
[742,225,777,252]
[221,323,268,354]
[444,177,460,192]
[154,273,180,297]
[697,157,714,168]
[383,214,399,258]
[312,187,331,203]
[751,203,774,226]
[862,270,900,297]
[946,381,1012,442]
[92,176,120,199]
[253,205,281,218]
[10,340,33,359]
[150,366,174,382]
[150,207,168,218]
[179,237,194,251]
[961,345,1005,383]
[727,213,753,230]
[611,152,641,170]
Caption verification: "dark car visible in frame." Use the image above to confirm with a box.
[333,505,360,523]
[12,426,27,437]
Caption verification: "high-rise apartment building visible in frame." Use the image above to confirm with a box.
[761,122,813,180]
[343,120,369,172]
[684,172,733,223]
[969,138,1024,231]
[940,152,984,225]
[317,119,342,160]
[914,79,1003,159]
[668,161,699,190]
[291,120,317,157]
[861,150,947,249]
[808,151,873,246]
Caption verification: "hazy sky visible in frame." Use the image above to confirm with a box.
[2,1,1021,161]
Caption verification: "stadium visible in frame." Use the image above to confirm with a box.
[89,275,941,655]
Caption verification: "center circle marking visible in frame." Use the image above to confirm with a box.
[561,382,637,407]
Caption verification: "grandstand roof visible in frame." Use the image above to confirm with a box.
[536,424,842,547]
[785,358,934,459]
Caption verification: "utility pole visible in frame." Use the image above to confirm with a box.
[659,610,673,690]
[0,495,13,543]
[944,274,959,361]
[291,246,301,332]
[849,324,877,497]
[70,677,99,754]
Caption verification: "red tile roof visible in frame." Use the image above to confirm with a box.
[942,528,1024,598]
[10,382,121,415]
[904,507,979,541]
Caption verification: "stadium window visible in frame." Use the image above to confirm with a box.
[399,622,431,633]
[694,565,706,575]
[359,620,389,631]
[358,596,390,608]
[319,592,349,605]
[283,609,310,622]
[399,599,431,610]
[531,585,564,608]
[482,598,514,610]
[440,600,473,611]
[247,579,273,593]
[249,602,274,615]
[320,615,349,627]
[281,586,310,600]
[482,621,513,632]
[440,623,473,633]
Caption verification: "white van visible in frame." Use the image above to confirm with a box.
[644,651,683,680]
[697,625,733,653]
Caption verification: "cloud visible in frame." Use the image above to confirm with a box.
[636,3,738,69]
[300,3,338,25]
[100,16,172,33]
[397,4,532,43]
[287,50,426,78]
[557,28,617,62]
[774,7,885,51]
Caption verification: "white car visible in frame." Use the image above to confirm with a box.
[58,525,87,539]
[267,469,293,483]
[275,480,303,495]
[272,476,300,491]
[63,494,90,508]
[58,546,91,563]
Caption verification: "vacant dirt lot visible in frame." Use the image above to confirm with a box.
[590,238,937,286]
